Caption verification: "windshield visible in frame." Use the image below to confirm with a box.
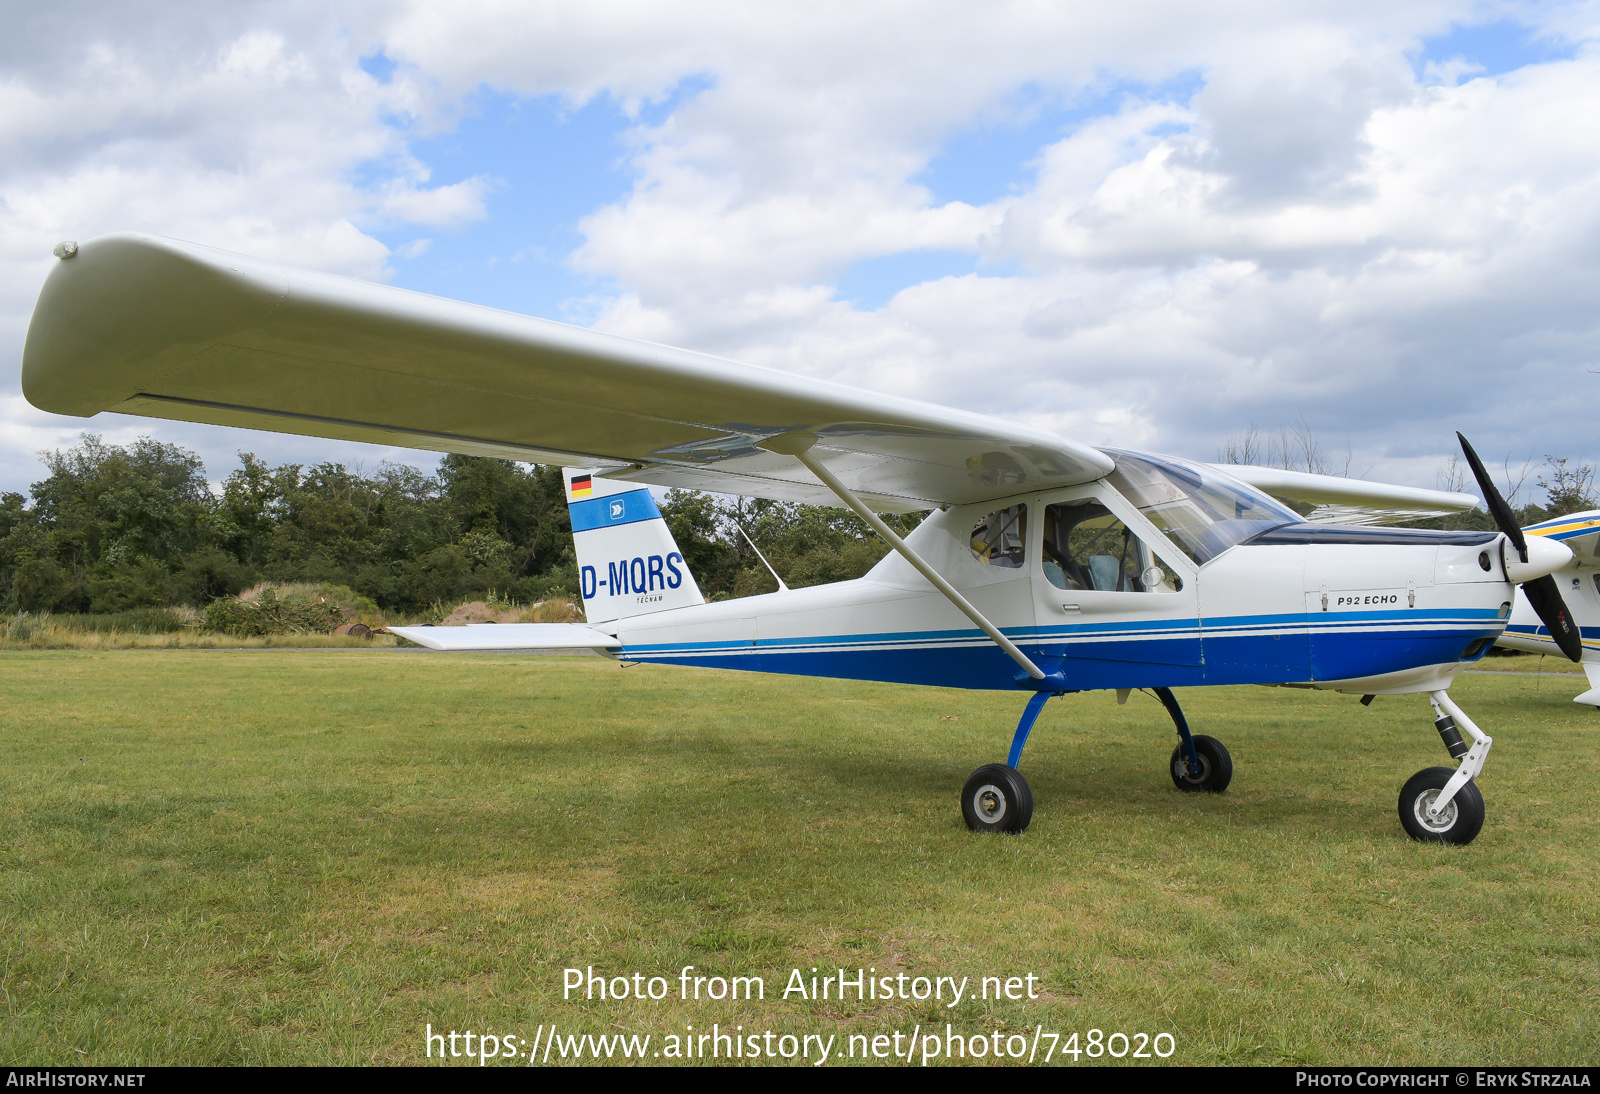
[1104,450,1302,564]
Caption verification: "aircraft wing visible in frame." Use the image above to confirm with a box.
[1211,465,1478,526]
[22,233,1113,512]
[388,623,621,652]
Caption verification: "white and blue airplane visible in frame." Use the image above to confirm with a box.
[1497,511,1600,704]
[21,233,1583,845]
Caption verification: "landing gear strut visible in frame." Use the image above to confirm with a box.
[1397,690,1490,845]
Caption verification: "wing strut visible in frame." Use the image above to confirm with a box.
[784,444,1047,681]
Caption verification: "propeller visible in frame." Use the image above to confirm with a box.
[1457,432,1583,662]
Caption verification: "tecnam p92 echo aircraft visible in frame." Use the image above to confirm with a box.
[22,234,1584,845]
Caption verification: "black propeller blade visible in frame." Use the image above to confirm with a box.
[1522,575,1583,663]
[1457,432,1583,662]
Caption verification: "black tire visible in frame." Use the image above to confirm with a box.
[961,764,1033,833]
[1398,766,1484,845]
[1169,735,1233,792]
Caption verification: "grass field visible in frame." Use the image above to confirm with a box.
[0,651,1595,1066]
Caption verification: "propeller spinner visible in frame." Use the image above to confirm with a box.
[1457,432,1583,662]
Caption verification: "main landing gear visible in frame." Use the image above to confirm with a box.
[1396,691,1489,845]
[960,687,1232,833]
[1152,686,1233,793]
[960,691,1053,833]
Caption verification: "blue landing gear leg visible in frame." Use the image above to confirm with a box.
[1008,690,1053,769]
[1153,686,1232,793]
[962,692,1056,833]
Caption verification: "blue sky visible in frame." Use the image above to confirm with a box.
[1413,18,1576,79]
[361,86,633,320]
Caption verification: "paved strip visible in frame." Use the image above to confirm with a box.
[1463,668,1583,677]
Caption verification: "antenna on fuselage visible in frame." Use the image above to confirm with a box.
[734,522,790,593]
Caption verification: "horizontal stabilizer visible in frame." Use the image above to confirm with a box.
[1211,465,1476,525]
[389,623,621,652]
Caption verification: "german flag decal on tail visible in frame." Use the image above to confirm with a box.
[570,474,592,499]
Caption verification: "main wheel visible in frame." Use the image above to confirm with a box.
[1398,766,1484,845]
[1169,735,1233,792]
[961,764,1033,833]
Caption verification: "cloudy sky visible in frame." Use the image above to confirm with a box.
[2,0,1597,500]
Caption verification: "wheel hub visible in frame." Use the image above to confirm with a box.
[1413,788,1458,832]
[974,784,1007,823]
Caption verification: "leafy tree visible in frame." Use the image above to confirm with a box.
[5,435,216,611]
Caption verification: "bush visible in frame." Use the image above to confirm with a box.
[203,586,346,637]
[239,582,379,619]
[86,559,170,613]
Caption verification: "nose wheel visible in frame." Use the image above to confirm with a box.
[961,764,1033,833]
[1398,766,1485,844]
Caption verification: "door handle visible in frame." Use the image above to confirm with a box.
[1060,603,1081,613]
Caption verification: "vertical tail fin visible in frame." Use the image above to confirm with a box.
[564,469,705,624]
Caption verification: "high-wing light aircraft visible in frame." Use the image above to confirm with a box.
[21,234,1583,845]
[1496,510,1600,704]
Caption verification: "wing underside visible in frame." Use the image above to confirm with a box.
[23,233,1113,511]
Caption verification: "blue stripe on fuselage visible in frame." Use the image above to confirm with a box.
[618,609,1504,691]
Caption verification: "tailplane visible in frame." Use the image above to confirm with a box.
[565,469,705,624]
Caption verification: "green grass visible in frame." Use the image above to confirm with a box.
[1468,652,1585,675]
[0,651,1595,1066]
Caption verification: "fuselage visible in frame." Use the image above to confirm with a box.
[599,455,1513,696]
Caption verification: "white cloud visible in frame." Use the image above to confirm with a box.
[375,175,493,226]
[528,3,1600,481]
[4,0,1600,497]
[0,3,478,487]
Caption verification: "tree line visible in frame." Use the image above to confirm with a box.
[0,435,915,616]
[3,432,1593,617]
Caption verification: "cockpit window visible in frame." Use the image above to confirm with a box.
[1042,501,1183,592]
[1104,450,1301,564]
[971,505,1026,568]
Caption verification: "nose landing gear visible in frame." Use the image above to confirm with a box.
[1397,691,1491,845]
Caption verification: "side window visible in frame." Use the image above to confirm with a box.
[1041,501,1183,592]
[970,505,1027,568]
